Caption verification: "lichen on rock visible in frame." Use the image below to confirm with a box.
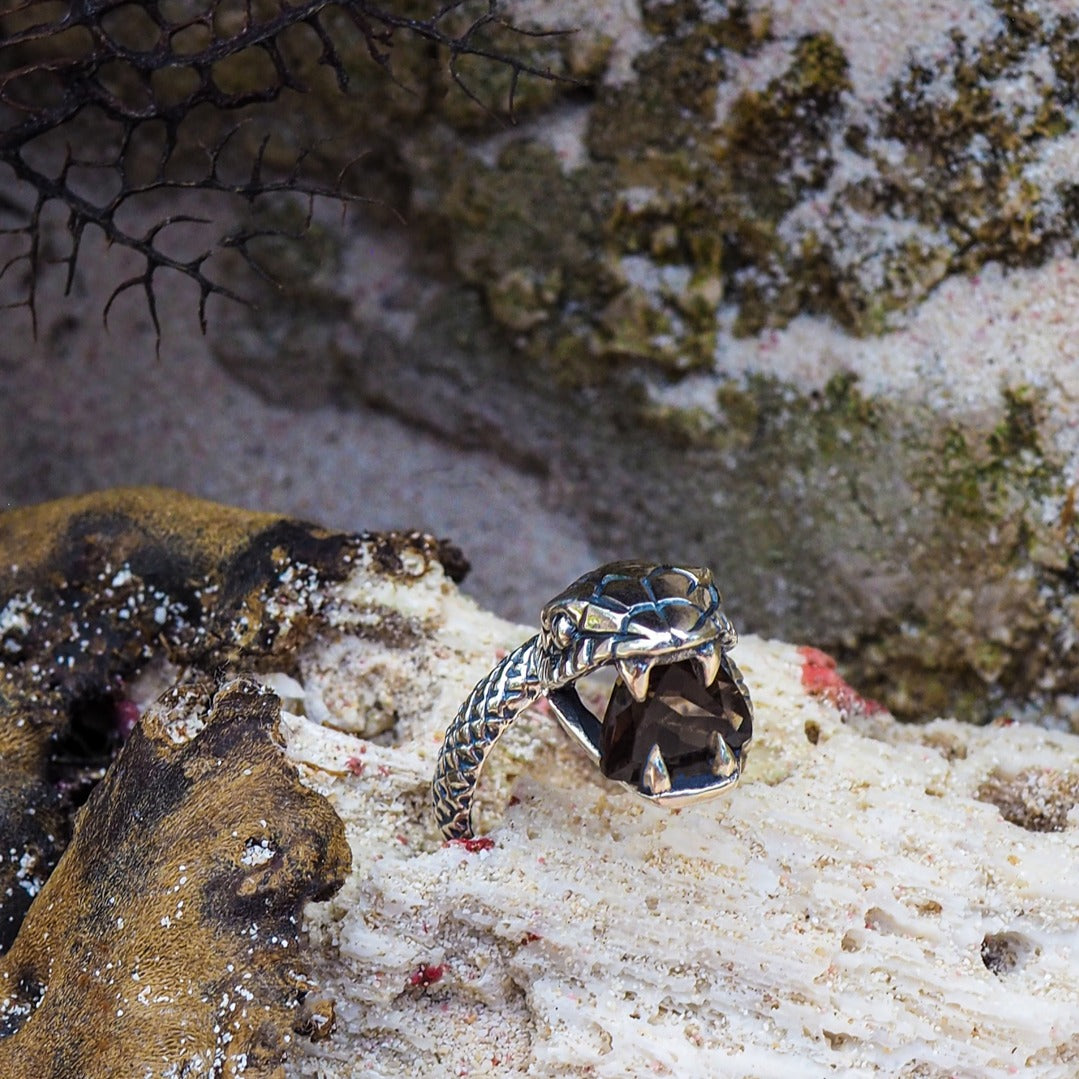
[428,0,1079,348]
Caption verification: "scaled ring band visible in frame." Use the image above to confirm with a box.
[431,561,753,840]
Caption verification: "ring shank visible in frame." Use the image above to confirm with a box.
[432,635,542,839]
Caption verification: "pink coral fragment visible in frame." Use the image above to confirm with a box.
[798,646,884,715]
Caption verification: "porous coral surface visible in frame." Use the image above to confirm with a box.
[0,491,1075,1076]
[283,552,1079,1078]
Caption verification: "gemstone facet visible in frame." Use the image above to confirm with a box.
[600,657,752,790]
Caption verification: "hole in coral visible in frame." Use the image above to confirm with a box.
[804,719,821,745]
[975,768,1079,832]
[864,907,901,935]
[980,931,1037,975]
[920,729,967,761]
[823,1029,855,1050]
[840,929,862,952]
[0,969,45,1037]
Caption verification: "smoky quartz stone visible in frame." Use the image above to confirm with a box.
[600,658,753,788]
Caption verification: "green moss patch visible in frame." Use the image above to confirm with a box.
[430,0,1079,360]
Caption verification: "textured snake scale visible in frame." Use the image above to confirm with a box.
[431,637,545,839]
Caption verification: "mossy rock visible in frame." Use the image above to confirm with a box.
[215,2,1079,724]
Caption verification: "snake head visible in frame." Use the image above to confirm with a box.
[539,561,751,807]
[539,561,737,683]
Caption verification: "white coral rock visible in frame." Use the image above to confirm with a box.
[281,557,1079,1078]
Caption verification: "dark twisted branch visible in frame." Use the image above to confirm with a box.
[0,0,575,340]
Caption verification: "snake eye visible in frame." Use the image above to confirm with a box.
[548,611,576,648]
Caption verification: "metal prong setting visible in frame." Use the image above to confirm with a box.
[641,743,672,794]
[617,641,720,706]
[709,730,738,778]
[616,658,652,702]
[433,562,752,839]
[693,642,721,687]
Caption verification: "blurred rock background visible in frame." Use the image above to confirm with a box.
[5,0,1079,723]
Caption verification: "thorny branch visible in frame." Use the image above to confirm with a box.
[0,0,575,340]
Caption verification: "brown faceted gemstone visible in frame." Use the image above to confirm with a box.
[600,658,752,787]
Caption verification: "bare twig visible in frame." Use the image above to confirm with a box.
[0,0,577,341]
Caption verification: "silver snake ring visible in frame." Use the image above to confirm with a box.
[432,561,753,840]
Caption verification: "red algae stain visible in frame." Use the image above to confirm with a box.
[449,837,494,853]
[408,964,444,988]
[798,646,885,715]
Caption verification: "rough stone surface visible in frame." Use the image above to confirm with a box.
[196,0,1079,725]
